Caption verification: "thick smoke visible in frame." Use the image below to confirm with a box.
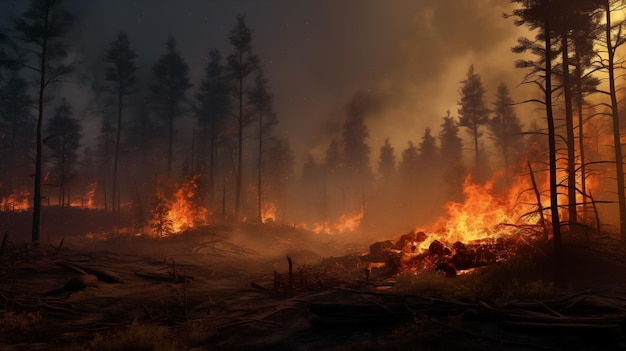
[0,0,544,239]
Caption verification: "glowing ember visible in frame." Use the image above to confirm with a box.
[261,202,277,223]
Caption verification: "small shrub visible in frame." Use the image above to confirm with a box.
[0,310,42,332]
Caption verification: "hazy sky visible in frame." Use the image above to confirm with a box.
[1,0,535,168]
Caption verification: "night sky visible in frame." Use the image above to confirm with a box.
[1,0,533,168]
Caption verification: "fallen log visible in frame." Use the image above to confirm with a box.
[44,274,99,297]
[57,262,123,284]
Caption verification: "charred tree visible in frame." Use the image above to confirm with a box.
[46,99,82,207]
[553,0,603,225]
[227,14,259,221]
[105,31,136,220]
[14,0,74,245]
[509,0,562,253]
[601,0,626,237]
[247,69,277,223]
[195,49,230,214]
[571,14,601,219]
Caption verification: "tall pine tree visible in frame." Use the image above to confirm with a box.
[458,65,489,182]
[105,31,136,218]
[195,49,230,212]
[151,36,191,177]
[14,0,74,244]
[228,14,259,220]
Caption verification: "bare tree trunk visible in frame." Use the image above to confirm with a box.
[32,25,48,247]
[605,0,626,237]
[561,28,578,226]
[257,111,263,223]
[112,88,123,220]
[235,75,243,221]
[167,102,174,178]
[544,6,562,253]
[574,55,587,219]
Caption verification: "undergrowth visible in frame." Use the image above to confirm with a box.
[70,320,184,351]
[0,310,42,332]
[394,252,556,303]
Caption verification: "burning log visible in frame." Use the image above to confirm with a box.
[362,228,523,277]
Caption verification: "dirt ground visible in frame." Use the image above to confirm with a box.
[1,210,626,350]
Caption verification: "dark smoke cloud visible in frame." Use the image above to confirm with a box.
[0,0,534,168]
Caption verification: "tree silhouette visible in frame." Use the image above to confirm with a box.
[552,0,603,225]
[14,0,74,245]
[46,99,82,207]
[489,83,523,185]
[105,31,136,219]
[342,110,371,177]
[399,141,419,183]
[509,0,562,252]
[440,111,465,201]
[571,13,601,218]
[248,68,277,222]
[195,49,230,212]
[151,36,191,177]
[377,137,396,183]
[228,14,259,221]
[264,136,293,217]
[324,138,343,175]
[599,0,626,236]
[0,69,33,194]
[418,127,439,169]
[458,65,489,182]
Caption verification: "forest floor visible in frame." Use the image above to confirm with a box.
[1,209,626,350]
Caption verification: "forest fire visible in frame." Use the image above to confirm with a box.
[0,191,31,212]
[261,202,277,223]
[364,174,551,276]
[150,175,208,236]
[298,206,366,235]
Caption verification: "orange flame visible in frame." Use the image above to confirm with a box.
[300,206,366,235]
[167,174,208,233]
[0,191,31,211]
[437,177,518,243]
[261,202,277,223]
